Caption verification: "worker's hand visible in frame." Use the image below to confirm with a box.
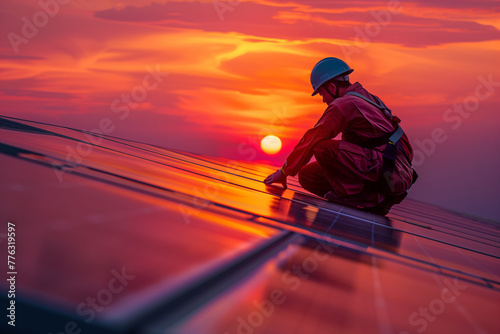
[264,168,287,189]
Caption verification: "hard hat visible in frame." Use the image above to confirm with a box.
[310,57,353,96]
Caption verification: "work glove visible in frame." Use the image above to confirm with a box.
[264,168,287,189]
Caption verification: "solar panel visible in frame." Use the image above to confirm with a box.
[1,116,498,334]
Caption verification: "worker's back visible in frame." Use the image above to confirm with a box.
[332,83,415,195]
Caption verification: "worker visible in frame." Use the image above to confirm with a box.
[264,57,417,215]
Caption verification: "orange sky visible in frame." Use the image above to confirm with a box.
[1,0,499,220]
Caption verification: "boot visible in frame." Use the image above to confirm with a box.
[365,192,407,215]
[324,191,364,209]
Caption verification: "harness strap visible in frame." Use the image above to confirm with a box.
[350,125,404,149]
[344,91,404,148]
[388,125,404,144]
[345,91,393,119]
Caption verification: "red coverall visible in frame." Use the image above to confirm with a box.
[281,82,414,208]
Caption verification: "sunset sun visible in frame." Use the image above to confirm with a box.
[261,135,282,155]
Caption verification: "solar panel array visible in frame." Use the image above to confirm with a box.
[1,116,498,334]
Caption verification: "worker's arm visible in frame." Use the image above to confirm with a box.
[281,106,346,176]
[263,106,346,188]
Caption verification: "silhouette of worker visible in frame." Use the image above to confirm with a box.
[264,57,418,215]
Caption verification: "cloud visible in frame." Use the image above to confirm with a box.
[93,0,500,47]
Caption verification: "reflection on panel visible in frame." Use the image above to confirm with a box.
[160,237,499,334]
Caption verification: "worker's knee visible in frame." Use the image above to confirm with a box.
[313,139,340,161]
[312,140,327,158]
[297,167,309,190]
[297,162,319,191]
